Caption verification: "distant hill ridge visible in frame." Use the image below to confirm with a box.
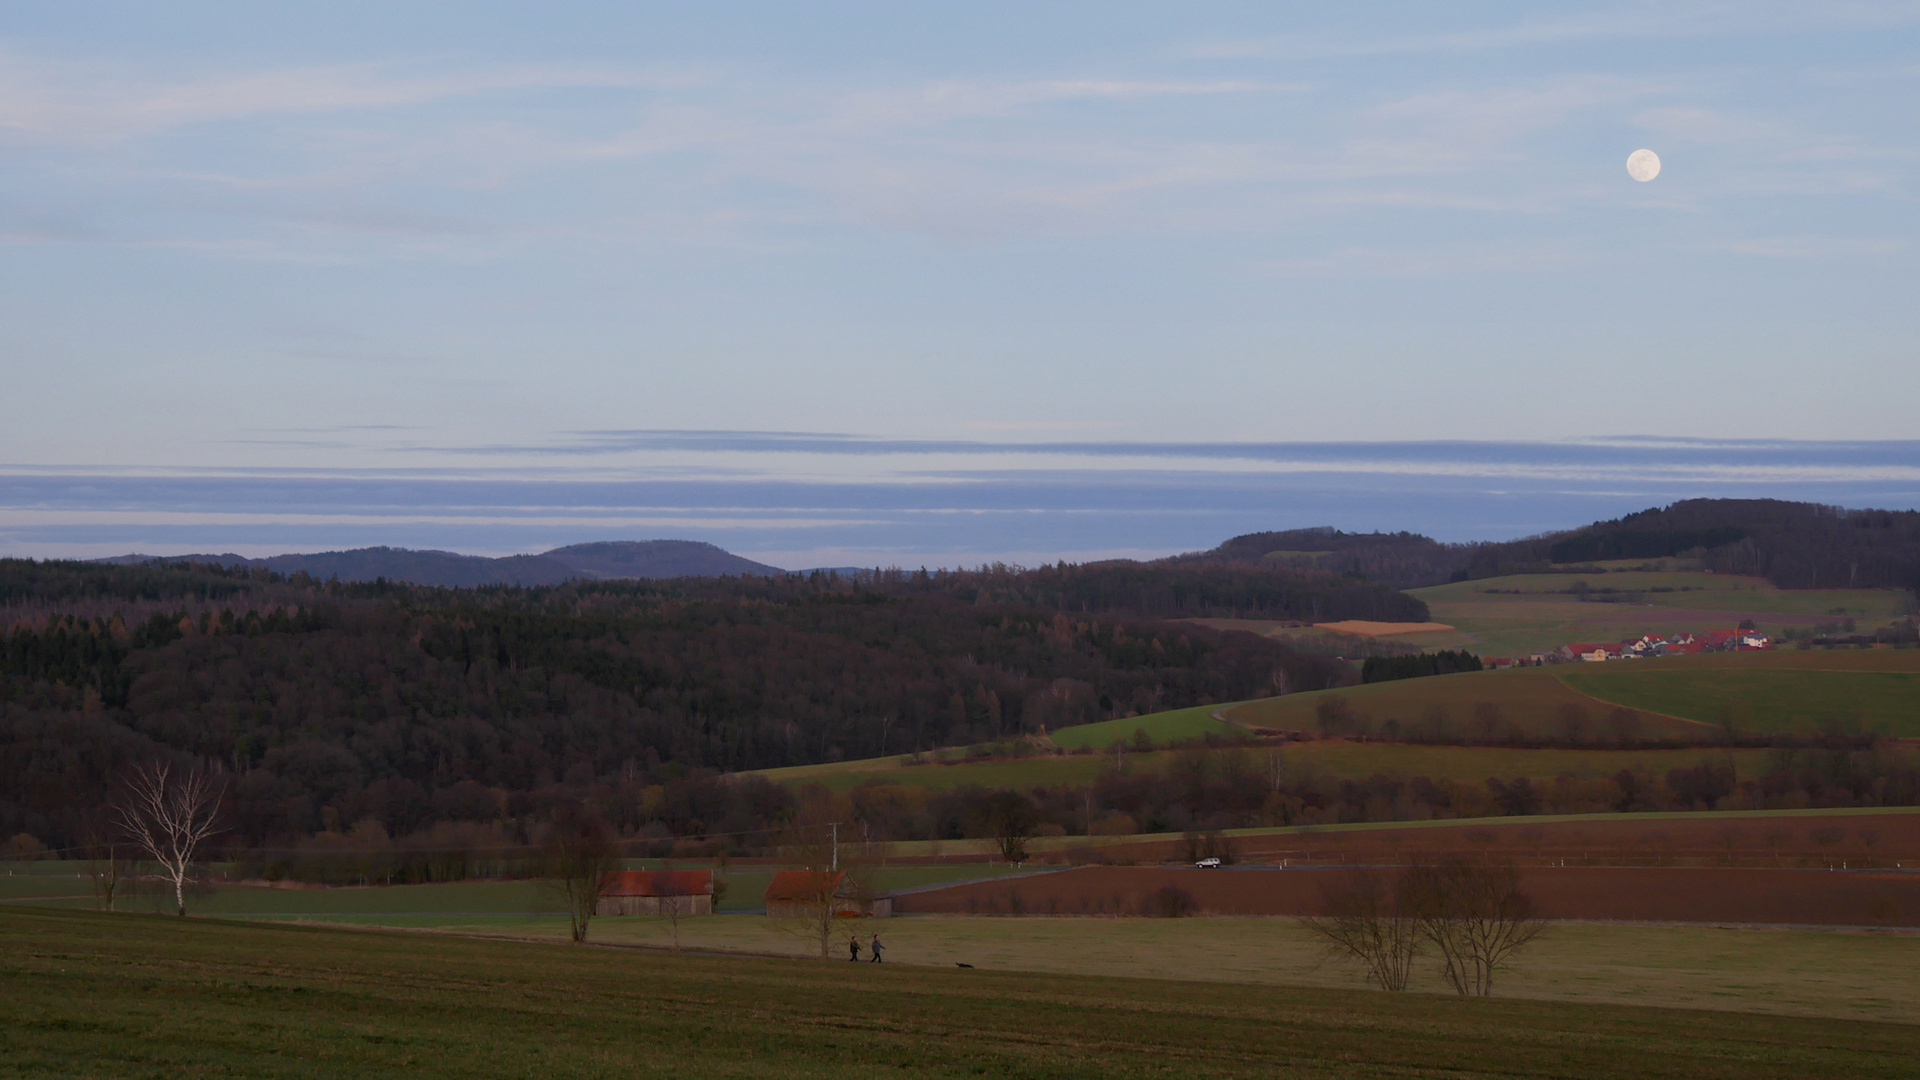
[1182,499,1920,592]
[99,540,785,587]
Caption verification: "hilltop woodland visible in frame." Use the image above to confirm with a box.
[1,557,1392,855]
[1196,499,1920,591]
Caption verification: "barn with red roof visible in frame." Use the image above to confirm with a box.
[595,869,714,916]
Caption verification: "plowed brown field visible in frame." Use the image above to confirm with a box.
[891,864,1920,926]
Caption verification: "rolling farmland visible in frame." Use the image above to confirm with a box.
[1195,571,1913,658]
[5,907,1917,1076]
[1224,648,1920,739]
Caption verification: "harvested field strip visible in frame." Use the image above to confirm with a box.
[890,865,1920,927]
[1313,620,1455,636]
[5,907,1915,1077]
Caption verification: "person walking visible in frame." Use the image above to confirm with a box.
[868,933,884,963]
[847,934,861,961]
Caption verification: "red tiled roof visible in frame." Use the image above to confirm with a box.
[764,869,844,902]
[599,869,713,897]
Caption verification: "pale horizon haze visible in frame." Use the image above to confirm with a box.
[3,2,1917,566]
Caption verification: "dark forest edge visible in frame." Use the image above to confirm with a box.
[4,555,1400,851]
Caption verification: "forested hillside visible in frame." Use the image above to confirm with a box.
[1463,499,1920,589]
[1177,527,1466,590]
[1,558,1375,848]
[1188,501,1920,593]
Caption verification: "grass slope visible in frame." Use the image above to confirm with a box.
[5,907,1915,1078]
[753,743,1779,795]
[1228,649,1920,740]
[1045,702,1237,750]
[1223,666,1705,739]
[1557,652,1920,736]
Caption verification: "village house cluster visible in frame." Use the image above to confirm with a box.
[1487,628,1773,668]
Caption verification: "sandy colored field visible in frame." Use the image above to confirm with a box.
[892,865,1920,927]
[1314,620,1455,636]
[435,910,1920,1024]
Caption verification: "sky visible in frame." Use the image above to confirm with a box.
[2,2,1918,566]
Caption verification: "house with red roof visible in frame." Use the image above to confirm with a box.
[1558,642,1619,662]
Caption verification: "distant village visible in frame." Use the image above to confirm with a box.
[1487,627,1773,668]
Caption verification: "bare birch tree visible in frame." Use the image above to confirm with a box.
[116,761,226,917]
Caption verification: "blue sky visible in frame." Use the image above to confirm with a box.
[2,3,1917,564]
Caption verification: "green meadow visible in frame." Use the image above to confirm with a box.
[1045,703,1237,749]
[6,907,1917,1078]
[1558,656,1920,737]
[1223,665,1706,739]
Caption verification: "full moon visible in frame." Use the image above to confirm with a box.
[1626,148,1661,182]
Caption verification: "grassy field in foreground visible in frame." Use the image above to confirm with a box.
[5,908,1915,1079]
[479,912,1920,1024]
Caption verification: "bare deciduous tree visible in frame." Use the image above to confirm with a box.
[1404,858,1546,997]
[541,808,619,944]
[1301,869,1421,992]
[116,762,226,917]
[769,804,867,959]
[79,814,133,912]
[655,866,692,952]
[974,791,1036,864]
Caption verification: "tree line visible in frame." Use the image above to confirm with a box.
[1,557,1383,849]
